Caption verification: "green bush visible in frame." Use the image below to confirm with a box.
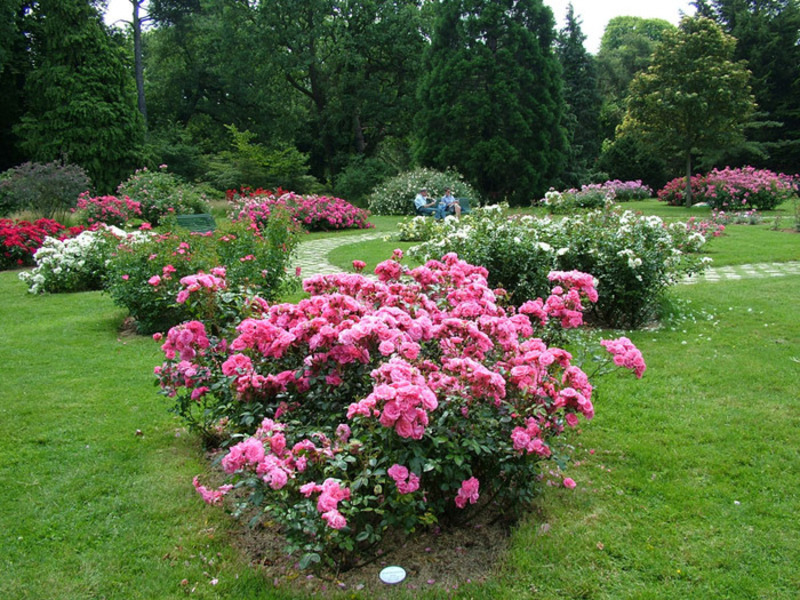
[116,166,210,226]
[0,161,91,219]
[367,167,479,216]
[409,205,709,328]
[332,155,396,208]
[104,216,300,334]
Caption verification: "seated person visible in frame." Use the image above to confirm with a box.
[414,188,436,216]
[436,188,462,219]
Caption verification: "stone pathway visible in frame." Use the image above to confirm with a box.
[293,231,385,277]
[293,232,800,284]
[681,261,800,284]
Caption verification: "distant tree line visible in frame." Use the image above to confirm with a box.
[0,0,797,203]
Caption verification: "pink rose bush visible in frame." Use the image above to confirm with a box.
[658,166,798,210]
[228,188,373,232]
[74,192,142,227]
[159,251,646,569]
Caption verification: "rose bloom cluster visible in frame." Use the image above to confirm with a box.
[1,218,65,269]
[158,251,645,566]
[229,188,373,232]
[74,192,142,227]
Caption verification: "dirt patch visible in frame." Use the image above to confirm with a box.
[233,505,517,597]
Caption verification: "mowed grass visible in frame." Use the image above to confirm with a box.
[1,202,799,599]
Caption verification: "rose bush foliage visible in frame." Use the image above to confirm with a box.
[18,225,125,294]
[157,251,646,569]
[117,166,209,226]
[105,215,300,334]
[404,205,709,328]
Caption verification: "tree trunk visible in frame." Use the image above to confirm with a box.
[684,149,693,207]
[132,0,147,130]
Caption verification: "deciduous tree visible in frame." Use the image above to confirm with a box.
[623,16,755,206]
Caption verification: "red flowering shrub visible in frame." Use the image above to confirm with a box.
[229,188,373,232]
[0,218,65,270]
[158,252,645,569]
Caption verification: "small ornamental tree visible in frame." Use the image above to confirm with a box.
[623,16,756,206]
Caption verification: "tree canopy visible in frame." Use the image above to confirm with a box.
[623,16,755,205]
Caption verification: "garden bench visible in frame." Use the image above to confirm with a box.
[175,213,217,233]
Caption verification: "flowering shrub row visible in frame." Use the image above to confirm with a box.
[105,215,300,334]
[18,226,125,294]
[710,208,762,226]
[658,167,798,210]
[0,218,65,270]
[366,167,479,216]
[74,193,142,227]
[404,205,709,328]
[229,189,373,232]
[538,180,652,214]
[157,251,646,569]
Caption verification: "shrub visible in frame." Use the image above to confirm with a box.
[73,193,142,227]
[158,252,646,570]
[18,226,124,294]
[104,216,300,334]
[1,218,66,270]
[602,180,653,201]
[117,165,210,226]
[539,185,614,214]
[408,205,709,328]
[0,161,91,219]
[658,167,798,210]
[367,168,479,216]
[332,155,396,208]
[229,189,373,232]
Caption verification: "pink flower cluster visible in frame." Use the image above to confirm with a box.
[230,189,374,232]
[658,166,798,210]
[388,464,420,494]
[454,477,480,508]
[74,192,142,227]
[600,336,647,379]
[176,269,227,304]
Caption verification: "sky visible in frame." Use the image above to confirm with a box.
[103,0,697,54]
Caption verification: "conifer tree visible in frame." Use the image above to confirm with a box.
[14,0,144,191]
[415,0,567,205]
[555,3,602,184]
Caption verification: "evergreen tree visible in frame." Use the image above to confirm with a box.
[623,16,755,205]
[555,3,602,185]
[693,0,800,171]
[14,0,144,192]
[416,0,567,205]
[0,0,27,171]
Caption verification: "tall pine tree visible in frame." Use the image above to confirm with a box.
[14,0,144,191]
[415,0,567,205]
[555,3,602,185]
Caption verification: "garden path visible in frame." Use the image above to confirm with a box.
[293,232,800,283]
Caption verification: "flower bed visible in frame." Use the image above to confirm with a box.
[404,205,708,328]
[229,188,373,232]
[157,251,645,570]
[1,218,65,270]
[658,167,798,210]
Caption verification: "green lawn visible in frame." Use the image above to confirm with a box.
[2,206,799,599]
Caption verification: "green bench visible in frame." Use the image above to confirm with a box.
[457,198,472,215]
[175,213,217,233]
